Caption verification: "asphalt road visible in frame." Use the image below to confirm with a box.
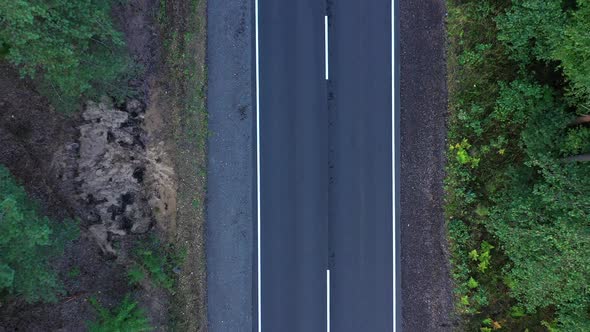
[257,0,397,330]
[257,0,328,330]
[328,0,395,330]
[206,0,452,330]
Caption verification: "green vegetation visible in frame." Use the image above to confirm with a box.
[128,238,185,290]
[158,0,208,329]
[87,295,152,332]
[0,165,77,303]
[67,266,81,278]
[446,0,590,329]
[0,0,134,112]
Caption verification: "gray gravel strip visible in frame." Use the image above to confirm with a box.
[400,0,455,330]
[206,0,253,330]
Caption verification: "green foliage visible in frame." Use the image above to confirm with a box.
[561,127,590,156]
[87,295,152,332]
[553,0,590,109]
[450,139,480,168]
[510,305,526,318]
[497,0,590,108]
[489,157,590,316]
[0,0,135,112]
[131,238,185,291]
[458,43,492,67]
[491,80,554,127]
[467,277,479,289]
[127,265,145,286]
[496,0,565,66]
[67,267,81,278]
[447,0,590,329]
[0,165,77,303]
[475,241,493,273]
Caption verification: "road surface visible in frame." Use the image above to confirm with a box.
[256,0,398,330]
[206,0,454,330]
[206,0,254,330]
[257,0,328,330]
[328,0,396,330]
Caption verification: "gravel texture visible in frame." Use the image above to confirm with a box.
[206,0,254,330]
[400,0,456,330]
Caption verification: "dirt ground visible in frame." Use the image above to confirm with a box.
[0,0,206,330]
[0,60,139,332]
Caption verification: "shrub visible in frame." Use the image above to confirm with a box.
[127,265,145,286]
[87,295,152,332]
[0,0,135,112]
[131,238,185,291]
[0,165,77,303]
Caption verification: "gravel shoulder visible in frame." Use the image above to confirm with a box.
[400,0,455,330]
[206,0,254,330]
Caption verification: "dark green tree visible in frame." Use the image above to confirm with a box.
[0,0,132,111]
[0,165,76,303]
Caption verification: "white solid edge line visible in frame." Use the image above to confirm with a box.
[255,0,262,330]
[325,15,329,80]
[327,269,331,332]
[391,0,396,331]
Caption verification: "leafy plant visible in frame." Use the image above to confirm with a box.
[510,306,526,318]
[0,165,77,303]
[131,238,185,290]
[87,295,152,332]
[67,267,81,278]
[450,139,480,168]
[467,277,479,289]
[127,265,145,286]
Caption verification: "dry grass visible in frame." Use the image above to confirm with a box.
[158,0,208,330]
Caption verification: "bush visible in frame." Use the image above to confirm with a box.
[87,295,152,332]
[0,165,77,303]
[0,0,134,112]
[130,238,185,290]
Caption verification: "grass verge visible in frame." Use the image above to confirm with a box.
[158,0,208,330]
